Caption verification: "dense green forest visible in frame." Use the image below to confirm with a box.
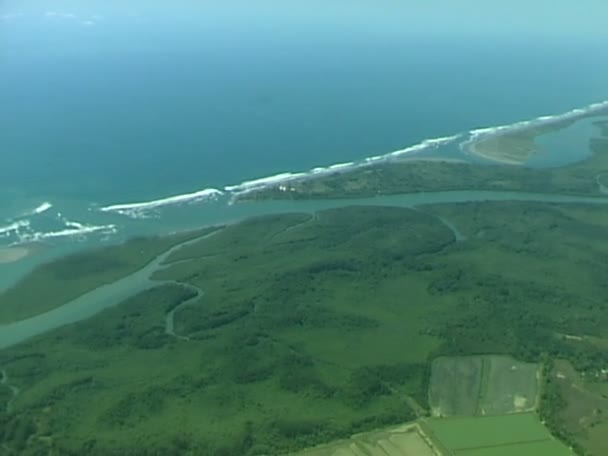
[2,201,608,454]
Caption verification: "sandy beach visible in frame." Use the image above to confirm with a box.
[0,247,30,264]
[466,140,527,166]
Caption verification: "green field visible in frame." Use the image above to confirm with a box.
[429,356,540,417]
[424,414,571,455]
[426,414,550,449]
[3,201,608,453]
[456,440,572,456]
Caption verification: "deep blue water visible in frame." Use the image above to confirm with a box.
[1,4,608,257]
[2,39,607,204]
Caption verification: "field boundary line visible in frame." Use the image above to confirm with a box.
[475,356,491,415]
[451,437,551,452]
[418,420,455,456]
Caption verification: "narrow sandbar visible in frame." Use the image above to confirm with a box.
[467,139,527,165]
[0,247,30,264]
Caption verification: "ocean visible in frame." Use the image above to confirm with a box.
[1,4,608,282]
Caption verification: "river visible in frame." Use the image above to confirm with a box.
[2,189,608,350]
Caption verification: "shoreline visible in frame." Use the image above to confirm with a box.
[465,140,525,166]
[4,189,608,349]
[0,247,30,264]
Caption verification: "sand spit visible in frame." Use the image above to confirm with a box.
[0,247,30,264]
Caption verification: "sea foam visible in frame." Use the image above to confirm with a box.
[224,135,461,198]
[98,98,608,214]
[0,220,31,238]
[462,99,608,148]
[16,219,117,244]
[99,188,223,218]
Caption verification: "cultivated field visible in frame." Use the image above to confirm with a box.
[479,356,539,415]
[292,423,437,456]
[455,440,573,456]
[429,355,540,417]
[423,414,571,456]
[428,356,482,416]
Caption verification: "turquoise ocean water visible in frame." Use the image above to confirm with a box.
[1,2,608,284]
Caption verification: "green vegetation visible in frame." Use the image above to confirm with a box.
[2,201,608,453]
[426,413,555,450]
[242,116,608,200]
[429,355,539,417]
[429,357,482,417]
[292,423,436,456]
[0,227,219,324]
[469,117,580,164]
[540,359,608,456]
[0,207,449,455]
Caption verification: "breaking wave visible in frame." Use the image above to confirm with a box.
[18,221,117,243]
[225,135,461,197]
[97,98,608,214]
[29,202,53,216]
[461,99,608,150]
[0,215,116,246]
[99,188,224,219]
[0,220,31,238]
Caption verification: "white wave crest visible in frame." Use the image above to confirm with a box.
[225,135,462,198]
[17,221,117,243]
[225,173,307,194]
[31,202,53,215]
[464,99,608,146]
[389,135,460,157]
[0,220,31,237]
[99,188,223,218]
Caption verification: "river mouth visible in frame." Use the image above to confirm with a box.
[2,190,608,350]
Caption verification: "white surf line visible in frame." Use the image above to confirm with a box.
[97,98,608,214]
[16,222,117,244]
[0,220,30,237]
[225,134,462,199]
[99,188,224,218]
[226,99,608,198]
[461,99,608,152]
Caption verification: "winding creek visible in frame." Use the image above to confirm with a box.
[164,282,204,341]
[2,189,608,350]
